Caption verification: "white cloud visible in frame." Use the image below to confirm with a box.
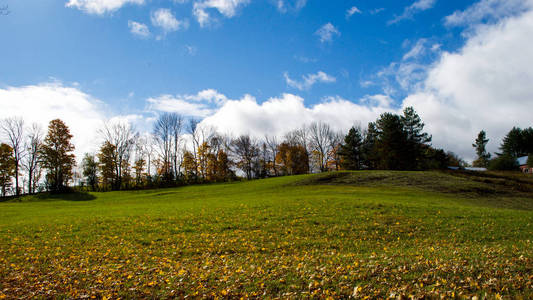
[375,39,441,94]
[389,0,436,24]
[402,39,427,61]
[193,0,250,27]
[128,20,150,38]
[200,93,393,138]
[65,0,144,15]
[444,0,532,27]
[151,8,188,33]
[401,4,533,160]
[0,82,107,160]
[346,6,362,19]
[276,0,307,13]
[147,89,228,117]
[284,71,336,91]
[315,23,340,43]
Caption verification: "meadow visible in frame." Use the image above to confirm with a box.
[0,171,532,299]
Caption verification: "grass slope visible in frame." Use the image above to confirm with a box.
[0,171,532,298]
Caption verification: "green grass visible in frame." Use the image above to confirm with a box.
[0,171,532,299]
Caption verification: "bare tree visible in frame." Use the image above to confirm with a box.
[23,124,43,194]
[187,119,216,177]
[265,135,279,176]
[309,122,333,172]
[170,115,184,178]
[153,113,176,178]
[188,119,200,175]
[328,130,344,171]
[231,135,259,180]
[99,121,138,189]
[1,117,25,195]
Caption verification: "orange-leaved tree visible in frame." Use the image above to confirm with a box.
[40,119,76,192]
[0,143,15,197]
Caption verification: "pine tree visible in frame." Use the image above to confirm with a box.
[375,113,409,170]
[472,130,491,168]
[339,127,363,170]
[401,107,432,169]
[361,122,378,169]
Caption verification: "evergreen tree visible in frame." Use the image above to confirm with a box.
[361,122,378,169]
[375,113,409,170]
[401,107,432,169]
[500,127,533,158]
[500,127,524,158]
[40,119,76,192]
[472,130,491,168]
[339,126,363,170]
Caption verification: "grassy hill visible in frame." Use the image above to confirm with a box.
[0,171,532,298]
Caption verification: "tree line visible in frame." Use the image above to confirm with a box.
[0,107,505,196]
[472,127,533,170]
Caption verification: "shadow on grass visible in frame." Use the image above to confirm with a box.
[35,192,97,202]
[1,192,97,203]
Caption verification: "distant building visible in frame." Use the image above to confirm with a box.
[517,156,531,174]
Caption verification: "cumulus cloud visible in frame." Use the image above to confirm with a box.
[147,89,228,117]
[444,0,532,28]
[284,71,336,91]
[0,82,107,160]
[346,6,362,19]
[315,23,340,43]
[65,0,144,15]
[151,8,188,33]
[199,93,393,138]
[128,20,150,38]
[389,0,436,24]
[402,4,533,160]
[276,0,307,13]
[193,0,250,27]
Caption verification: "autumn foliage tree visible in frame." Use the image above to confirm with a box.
[40,119,76,192]
[275,143,309,175]
[0,143,15,197]
[98,142,117,190]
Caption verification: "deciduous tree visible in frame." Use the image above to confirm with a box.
[82,153,98,191]
[1,117,25,195]
[23,124,43,194]
[0,143,15,197]
[231,135,258,179]
[100,122,138,189]
[309,122,333,172]
[98,142,116,190]
[40,119,76,192]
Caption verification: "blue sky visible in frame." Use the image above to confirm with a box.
[1,0,533,160]
[2,0,471,110]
